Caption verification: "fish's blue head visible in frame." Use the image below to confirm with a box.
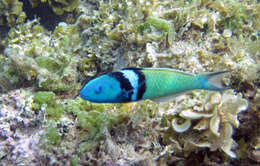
[80,75,122,103]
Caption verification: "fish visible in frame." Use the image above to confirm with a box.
[80,67,230,103]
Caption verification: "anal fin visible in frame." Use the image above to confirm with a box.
[151,92,187,102]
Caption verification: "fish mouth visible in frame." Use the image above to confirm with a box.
[79,93,88,100]
[80,93,98,102]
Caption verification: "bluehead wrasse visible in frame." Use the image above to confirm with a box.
[80,67,230,103]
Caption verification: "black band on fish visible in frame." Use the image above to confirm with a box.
[109,72,133,101]
[133,70,146,100]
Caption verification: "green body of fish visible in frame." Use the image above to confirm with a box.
[141,68,203,100]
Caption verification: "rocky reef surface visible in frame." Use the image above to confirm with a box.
[0,0,259,165]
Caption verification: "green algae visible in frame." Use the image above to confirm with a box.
[147,16,171,32]
[137,22,151,33]
[33,91,63,120]
[70,154,80,166]
[29,0,78,15]
[0,0,26,27]
[40,121,62,152]
[34,91,55,106]
[44,126,61,145]
[209,1,249,32]
[137,16,172,34]
[35,56,61,73]
[79,110,119,139]
[137,16,176,45]
[1,20,81,93]
[79,141,97,153]
[65,99,126,141]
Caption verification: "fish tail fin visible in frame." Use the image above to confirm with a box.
[197,70,230,91]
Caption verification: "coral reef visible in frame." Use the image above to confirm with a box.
[0,0,259,165]
[29,0,78,16]
[0,89,43,165]
[160,90,248,158]
[1,19,81,93]
[0,0,26,27]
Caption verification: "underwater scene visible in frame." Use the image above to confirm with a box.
[0,0,259,165]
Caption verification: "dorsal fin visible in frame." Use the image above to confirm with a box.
[122,67,194,76]
[122,67,143,70]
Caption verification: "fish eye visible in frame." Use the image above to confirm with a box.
[94,85,103,94]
